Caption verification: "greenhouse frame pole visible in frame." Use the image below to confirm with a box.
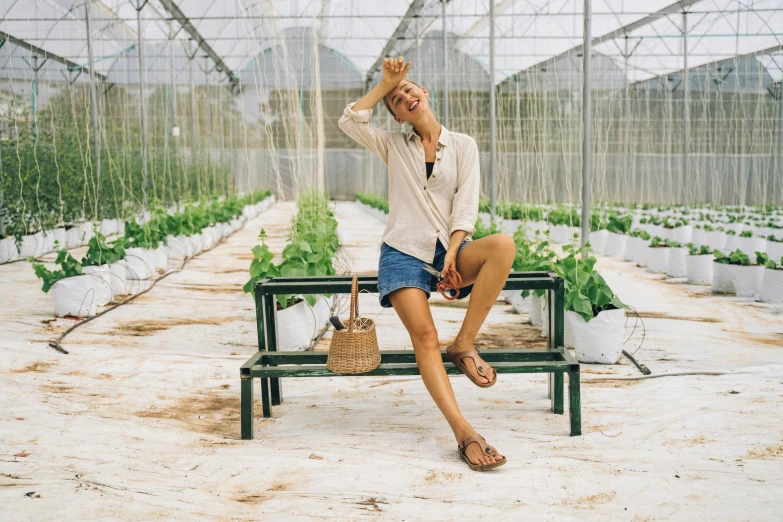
[416,17,421,84]
[623,36,631,206]
[442,0,449,128]
[489,0,496,218]
[580,0,593,246]
[135,1,149,201]
[84,0,101,201]
[170,40,178,134]
[682,11,689,206]
[777,81,783,205]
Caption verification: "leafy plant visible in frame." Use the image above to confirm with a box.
[81,232,126,266]
[552,244,627,322]
[688,244,712,256]
[606,213,632,234]
[649,236,667,247]
[473,216,501,240]
[726,229,737,236]
[714,249,751,266]
[356,192,389,214]
[739,230,753,238]
[31,250,83,292]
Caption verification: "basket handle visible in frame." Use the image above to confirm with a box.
[349,276,359,333]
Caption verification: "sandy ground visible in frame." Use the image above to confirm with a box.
[2,201,783,521]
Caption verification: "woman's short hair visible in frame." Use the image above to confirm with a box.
[382,79,423,118]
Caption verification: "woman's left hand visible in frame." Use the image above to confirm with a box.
[441,250,458,278]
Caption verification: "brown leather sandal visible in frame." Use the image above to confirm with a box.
[446,345,497,388]
[458,433,507,471]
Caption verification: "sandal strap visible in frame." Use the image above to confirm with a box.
[459,433,498,457]
[450,348,489,377]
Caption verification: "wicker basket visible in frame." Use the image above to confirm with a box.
[326,276,381,374]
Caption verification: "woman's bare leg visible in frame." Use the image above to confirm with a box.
[450,234,517,384]
[388,287,503,466]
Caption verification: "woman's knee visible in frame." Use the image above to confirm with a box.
[488,233,516,264]
[410,324,439,347]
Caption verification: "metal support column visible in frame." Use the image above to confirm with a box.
[135,1,149,202]
[682,11,689,206]
[489,0,497,219]
[777,80,783,205]
[667,78,674,204]
[623,36,631,206]
[442,0,449,127]
[84,1,101,202]
[580,0,593,246]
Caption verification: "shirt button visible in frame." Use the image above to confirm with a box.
[423,186,427,191]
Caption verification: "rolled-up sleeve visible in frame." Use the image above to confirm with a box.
[449,138,480,239]
[338,102,390,164]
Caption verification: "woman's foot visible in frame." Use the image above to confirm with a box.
[447,337,496,385]
[455,429,505,468]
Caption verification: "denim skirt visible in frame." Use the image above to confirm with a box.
[378,239,475,308]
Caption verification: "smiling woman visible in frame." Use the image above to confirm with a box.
[338,56,517,472]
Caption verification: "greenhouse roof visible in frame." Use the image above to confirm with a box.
[1,0,781,88]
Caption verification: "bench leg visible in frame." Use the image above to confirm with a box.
[550,372,564,414]
[261,377,271,418]
[569,370,582,436]
[241,376,254,440]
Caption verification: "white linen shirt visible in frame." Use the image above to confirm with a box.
[338,102,480,263]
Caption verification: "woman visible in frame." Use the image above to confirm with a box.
[338,57,516,471]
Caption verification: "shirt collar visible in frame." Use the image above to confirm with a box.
[406,125,451,147]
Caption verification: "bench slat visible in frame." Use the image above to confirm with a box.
[248,360,569,378]
[257,349,563,366]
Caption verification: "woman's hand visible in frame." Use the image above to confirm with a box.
[441,250,458,279]
[382,56,410,86]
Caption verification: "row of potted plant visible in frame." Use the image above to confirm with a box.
[244,191,340,351]
[31,190,274,318]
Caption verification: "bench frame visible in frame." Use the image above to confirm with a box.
[240,272,581,439]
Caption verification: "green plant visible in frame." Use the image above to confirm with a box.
[650,236,667,247]
[688,244,712,256]
[552,244,627,322]
[31,250,83,292]
[739,230,753,238]
[81,232,126,266]
[606,213,632,234]
[473,216,501,240]
[768,235,783,243]
[763,257,782,270]
[755,252,769,266]
[356,192,389,214]
[726,229,737,236]
[715,249,751,266]
[511,231,557,298]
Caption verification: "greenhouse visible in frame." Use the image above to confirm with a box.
[1,0,782,518]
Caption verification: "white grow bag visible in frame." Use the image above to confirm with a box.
[529,294,543,326]
[691,228,707,246]
[605,232,627,258]
[733,265,765,298]
[646,247,670,274]
[685,254,713,285]
[277,299,316,351]
[507,292,530,314]
[569,308,626,364]
[81,265,114,305]
[711,262,734,293]
[0,237,15,264]
[125,248,155,280]
[588,230,608,255]
[760,269,783,303]
[667,247,688,278]
[767,240,783,261]
[52,275,103,318]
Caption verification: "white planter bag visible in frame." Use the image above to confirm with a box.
[529,294,542,326]
[540,296,549,338]
[605,232,627,258]
[686,254,714,285]
[99,219,117,236]
[691,228,707,246]
[672,226,693,244]
[501,219,521,235]
[706,231,726,251]
[760,269,783,303]
[508,292,530,314]
[277,299,315,351]
[646,247,670,274]
[200,230,216,251]
[82,265,113,305]
[190,234,204,256]
[65,226,84,249]
[570,308,626,364]
[52,275,100,318]
[734,236,765,255]
[589,230,608,255]
[19,232,42,259]
[107,260,128,296]
[724,234,739,252]
[50,228,67,252]
[0,237,14,264]
[733,265,765,298]
[667,247,688,277]
[125,248,155,280]
[767,241,783,261]
[563,311,581,348]
[150,246,169,274]
[308,295,333,339]
[564,226,581,245]
[80,222,96,243]
[623,236,640,262]
[711,262,734,293]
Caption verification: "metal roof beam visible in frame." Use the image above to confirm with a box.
[156,0,239,90]
[0,29,108,82]
[501,0,703,85]
[365,0,443,84]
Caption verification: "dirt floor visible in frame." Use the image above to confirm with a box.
[2,201,782,520]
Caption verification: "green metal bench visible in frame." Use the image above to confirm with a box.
[240,272,581,439]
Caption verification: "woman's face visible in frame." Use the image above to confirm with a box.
[385,80,429,124]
